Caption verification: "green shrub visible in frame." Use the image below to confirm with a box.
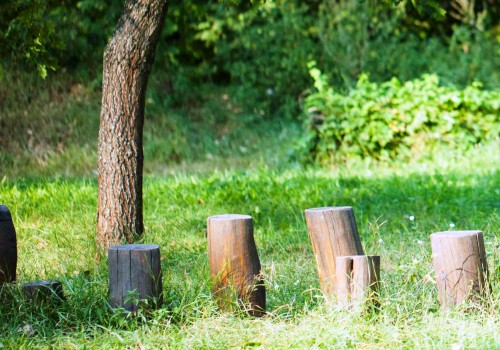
[0,0,63,78]
[301,65,500,163]
[213,1,318,119]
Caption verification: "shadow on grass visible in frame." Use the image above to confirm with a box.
[0,169,498,340]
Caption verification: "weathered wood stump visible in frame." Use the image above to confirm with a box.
[304,206,364,298]
[24,280,65,304]
[335,255,380,310]
[207,214,265,316]
[108,244,162,312]
[430,230,489,310]
[0,205,17,285]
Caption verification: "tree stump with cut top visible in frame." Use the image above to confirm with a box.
[108,244,162,312]
[335,255,380,310]
[207,214,265,316]
[24,280,65,304]
[430,230,489,310]
[0,205,17,285]
[304,206,364,299]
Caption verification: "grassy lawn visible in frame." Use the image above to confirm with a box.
[0,136,499,348]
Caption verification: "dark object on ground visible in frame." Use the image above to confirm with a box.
[0,205,17,285]
[24,280,65,304]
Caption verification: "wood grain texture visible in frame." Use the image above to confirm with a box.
[304,206,364,298]
[0,205,17,285]
[335,255,380,310]
[335,255,353,306]
[207,214,265,316]
[430,230,489,309]
[108,244,162,312]
[23,280,65,304]
[96,0,169,252]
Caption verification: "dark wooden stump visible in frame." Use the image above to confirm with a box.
[0,205,17,285]
[430,230,489,310]
[24,280,65,304]
[304,206,364,299]
[108,244,162,312]
[335,255,380,310]
[207,214,265,316]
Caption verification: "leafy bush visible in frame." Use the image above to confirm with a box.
[175,0,499,118]
[0,0,62,78]
[153,1,319,119]
[301,65,500,162]
[213,1,318,119]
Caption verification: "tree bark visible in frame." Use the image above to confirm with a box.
[97,0,168,251]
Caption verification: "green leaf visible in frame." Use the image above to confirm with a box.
[37,64,48,79]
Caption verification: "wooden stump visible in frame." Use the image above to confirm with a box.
[0,205,17,285]
[24,280,65,304]
[207,214,265,316]
[108,244,162,312]
[335,255,380,310]
[430,230,489,309]
[304,206,364,298]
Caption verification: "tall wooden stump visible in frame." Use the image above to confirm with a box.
[304,206,364,298]
[335,255,380,310]
[108,244,162,312]
[207,214,265,316]
[430,230,489,309]
[0,205,17,285]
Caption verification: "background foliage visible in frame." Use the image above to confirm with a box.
[1,2,499,348]
[1,0,499,166]
[301,68,500,162]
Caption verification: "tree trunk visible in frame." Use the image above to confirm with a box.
[97,0,168,251]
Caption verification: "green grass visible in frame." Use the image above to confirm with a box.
[1,144,499,348]
[1,70,499,349]
[0,70,301,178]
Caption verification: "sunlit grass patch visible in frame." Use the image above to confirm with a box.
[0,155,498,348]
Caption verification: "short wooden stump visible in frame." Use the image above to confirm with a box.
[335,255,380,310]
[108,244,162,312]
[207,214,265,315]
[430,230,489,309]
